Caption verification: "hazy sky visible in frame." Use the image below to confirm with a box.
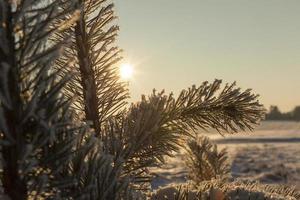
[115,0,300,112]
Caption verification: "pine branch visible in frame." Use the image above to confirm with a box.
[56,133,133,200]
[184,136,230,184]
[163,79,265,133]
[102,80,265,187]
[56,0,128,137]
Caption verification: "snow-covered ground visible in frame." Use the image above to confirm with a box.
[151,121,300,190]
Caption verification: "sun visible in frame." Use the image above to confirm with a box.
[119,63,133,80]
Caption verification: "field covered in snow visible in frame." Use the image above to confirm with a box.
[151,121,300,190]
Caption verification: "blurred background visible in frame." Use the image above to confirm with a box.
[115,0,300,113]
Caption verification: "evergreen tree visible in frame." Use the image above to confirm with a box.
[2,0,293,199]
[0,0,90,199]
[265,106,283,120]
[292,106,300,121]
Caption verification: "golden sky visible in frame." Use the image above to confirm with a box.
[115,0,300,112]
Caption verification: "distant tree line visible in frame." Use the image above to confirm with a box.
[265,106,300,121]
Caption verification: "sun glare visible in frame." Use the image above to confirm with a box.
[120,63,133,80]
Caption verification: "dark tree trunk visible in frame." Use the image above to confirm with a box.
[1,3,27,200]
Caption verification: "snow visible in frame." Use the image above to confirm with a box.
[151,121,300,190]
